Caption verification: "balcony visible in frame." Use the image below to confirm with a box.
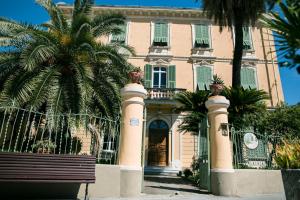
[146,88,186,100]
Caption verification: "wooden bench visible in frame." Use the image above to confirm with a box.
[0,152,96,183]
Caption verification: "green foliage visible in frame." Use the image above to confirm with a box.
[0,0,135,118]
[257,104,300,138]
[275,139,300,169]
[183,168,193,178]
[260,0,300,73]
[211,74,224,85]
[222,87,269,128]
[174,90,209,133]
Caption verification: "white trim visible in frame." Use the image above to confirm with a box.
[120,165,142,171]
[211,168,235,173]
[193,64,214,91]
[126,20,130,45]
[168,22,171,48]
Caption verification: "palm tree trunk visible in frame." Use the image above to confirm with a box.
[232,18,244,88]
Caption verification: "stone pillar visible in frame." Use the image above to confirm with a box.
[119,83,147,197]
[205,95,235,196]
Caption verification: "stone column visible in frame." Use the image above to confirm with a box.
[205,95,235,196]
[119,83,147,197]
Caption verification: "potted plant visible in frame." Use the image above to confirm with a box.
[32,139,56,154]
[275,140,300,200]
[210,74,224,96]
[128,66,143,84]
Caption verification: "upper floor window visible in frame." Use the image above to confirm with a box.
[111,23,127,44]
[194,24,210,48]
[153,67,167,88]
[241,67,257,89]
[196,66,212,90]
[242,27,253,50]
[153,22,169,46]
[144,64,176,88]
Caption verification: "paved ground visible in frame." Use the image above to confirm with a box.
[89,174,285,200]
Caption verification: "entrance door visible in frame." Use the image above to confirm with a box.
[148,120,169,166]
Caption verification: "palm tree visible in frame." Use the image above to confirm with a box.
[222,87,269,128]
[174,90,209,133]
[202,0,278,87]
[261,0,300,73]
[0,0,134,118]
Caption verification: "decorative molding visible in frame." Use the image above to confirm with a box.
[146,54,173,64]
[191,57,216,65]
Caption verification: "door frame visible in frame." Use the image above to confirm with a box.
[145,118,171,167]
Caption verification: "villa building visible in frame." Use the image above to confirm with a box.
[61,5,284,171]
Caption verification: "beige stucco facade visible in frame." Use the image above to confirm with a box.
[60,5,284,170]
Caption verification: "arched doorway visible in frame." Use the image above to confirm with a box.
[148,120,169,166]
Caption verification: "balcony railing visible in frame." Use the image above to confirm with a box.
[146,88,186,100]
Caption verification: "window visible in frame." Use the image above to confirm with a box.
[144,64,176,88]
[242,27,253,50]
[111,23,127,44]
[194,24,210,48]
[153,67,167,88]
[241,67,257,89]
[196,66,212,90]
[153,22,168,46]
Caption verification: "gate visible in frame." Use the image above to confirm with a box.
[230,127,280,169]
[198,116,210,191]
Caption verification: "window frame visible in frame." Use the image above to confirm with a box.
[151,21,170,47]
[109,21,129,45]
[240,65,258,89]
[192,23,212,49]
[152,66,167,88]
[232,26,254,51]
[193,64,214,91]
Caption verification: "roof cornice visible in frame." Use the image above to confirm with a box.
[59,5,206,20]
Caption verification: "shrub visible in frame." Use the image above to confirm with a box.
[275,140,300,169]
[183,168,193,178]
[177,171,182,177]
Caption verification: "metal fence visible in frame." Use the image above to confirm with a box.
[230,127,281,169]
[0,107,120,164]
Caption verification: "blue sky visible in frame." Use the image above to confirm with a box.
[0,0,299,105]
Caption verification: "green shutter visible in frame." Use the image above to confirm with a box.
[195,24,210,47]
[154,23,168,43]
[144,64,152,88]
[167,65,176,88]
[111,24,126,43]
[196,66,212,90]
[241,68,256,89]
[243,27,252,50]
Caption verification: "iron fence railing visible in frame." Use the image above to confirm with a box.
[230,127,281,169]
[0,107,120,164]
